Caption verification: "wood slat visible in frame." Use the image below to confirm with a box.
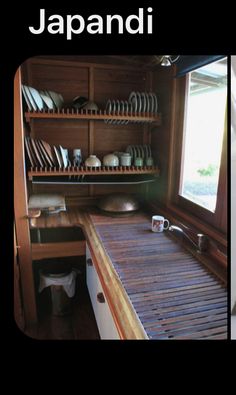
[90,212,227,340]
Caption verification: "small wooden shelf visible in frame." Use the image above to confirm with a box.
[28,166,159,179]
[25,109,161,124]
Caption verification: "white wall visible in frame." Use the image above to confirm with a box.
[231,56,236,311]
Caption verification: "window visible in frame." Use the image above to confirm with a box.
[180,59,227,212]
[170,57,227,233]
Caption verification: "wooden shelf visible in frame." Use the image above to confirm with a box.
[28,166,159,179]
[25,109,161,124]
[28,166,160,184]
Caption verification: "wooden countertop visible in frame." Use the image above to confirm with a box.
[31,207,227,339]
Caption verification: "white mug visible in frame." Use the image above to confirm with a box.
[152,215,169,232]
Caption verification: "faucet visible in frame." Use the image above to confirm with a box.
[168,225,208,253]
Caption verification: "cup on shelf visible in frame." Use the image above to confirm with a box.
[146,157,154,166]
[72,149,82,167]
[120,153,131,166]
[134,157,143,167]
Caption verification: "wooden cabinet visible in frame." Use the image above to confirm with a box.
[86,244,120,339]
[15,56,166,329]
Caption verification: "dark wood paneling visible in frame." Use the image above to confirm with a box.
[29,63,89,105]
[94,124,143,159]
[150,66,175,203]
[94,68,147,108]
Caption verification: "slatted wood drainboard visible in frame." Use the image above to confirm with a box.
[90,213,227,340]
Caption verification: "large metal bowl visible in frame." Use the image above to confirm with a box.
[98,193,140,214]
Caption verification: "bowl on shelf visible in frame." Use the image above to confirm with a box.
[85,155,101,167]
[83,101,99,111]
[103,153,119,166]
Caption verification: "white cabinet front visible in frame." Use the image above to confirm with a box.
[86,245,120,340]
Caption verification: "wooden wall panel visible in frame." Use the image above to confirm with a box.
[149,67,175,204]
[93,184,144,196]
[32,184,89,196]
[94,68,147,108]
[94,124,144,159]
[28,62,89,106]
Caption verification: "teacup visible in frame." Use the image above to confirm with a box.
[152,215,169,232]
[134,157,143,167]
[146,157,154,166]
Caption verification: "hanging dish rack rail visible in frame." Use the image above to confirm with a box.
[25,108,161,124]
[28,165,160,180]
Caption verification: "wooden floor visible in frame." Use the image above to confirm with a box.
[33,278,100,340]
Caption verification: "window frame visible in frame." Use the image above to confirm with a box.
[168,69,227,235]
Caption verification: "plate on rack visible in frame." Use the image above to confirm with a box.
[39,140,55,167]
[141,92,146,113]
[47,90,64,110]
[59,145,68,168]
[128,91,137,114]
[22,85,32,111]
[152,93,158,113]
[24,137,35,167]
[104,99,112,124]
[24,86,37,112]
[28,87,44,111]
[149,93,155,113]
[35,140,48,167]
[39,91,54,110]
[145,92,150,114]
[53,146,63,168]
[30,138,44,167]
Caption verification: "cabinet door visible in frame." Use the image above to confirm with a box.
[86,244,120,340]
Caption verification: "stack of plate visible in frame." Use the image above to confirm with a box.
[128,91,158,114]
[105,100,132,124]
[126,144,152,165]
[24,136,70,168]
[22,85,64,111]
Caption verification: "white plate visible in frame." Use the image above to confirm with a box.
[24,137,34,167]
[28,86,44,111]
[53,146,63,168]
[128,91,137,114]
[30,138,44,167]
[59,145,68,168]
[35,140,48,167]
[22,85,32,111]
[47,91,64,109]
[24,86,37,111]
[145,92,150,113]
[123,101,129,125]
[149,93,155,113]
[40,91,54,110]
[152,93,158,113]
[104,99,112,124]
[126,145,133,160]
[115,100,121,124]
[136,92,142,114]
[141,92,146,113]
